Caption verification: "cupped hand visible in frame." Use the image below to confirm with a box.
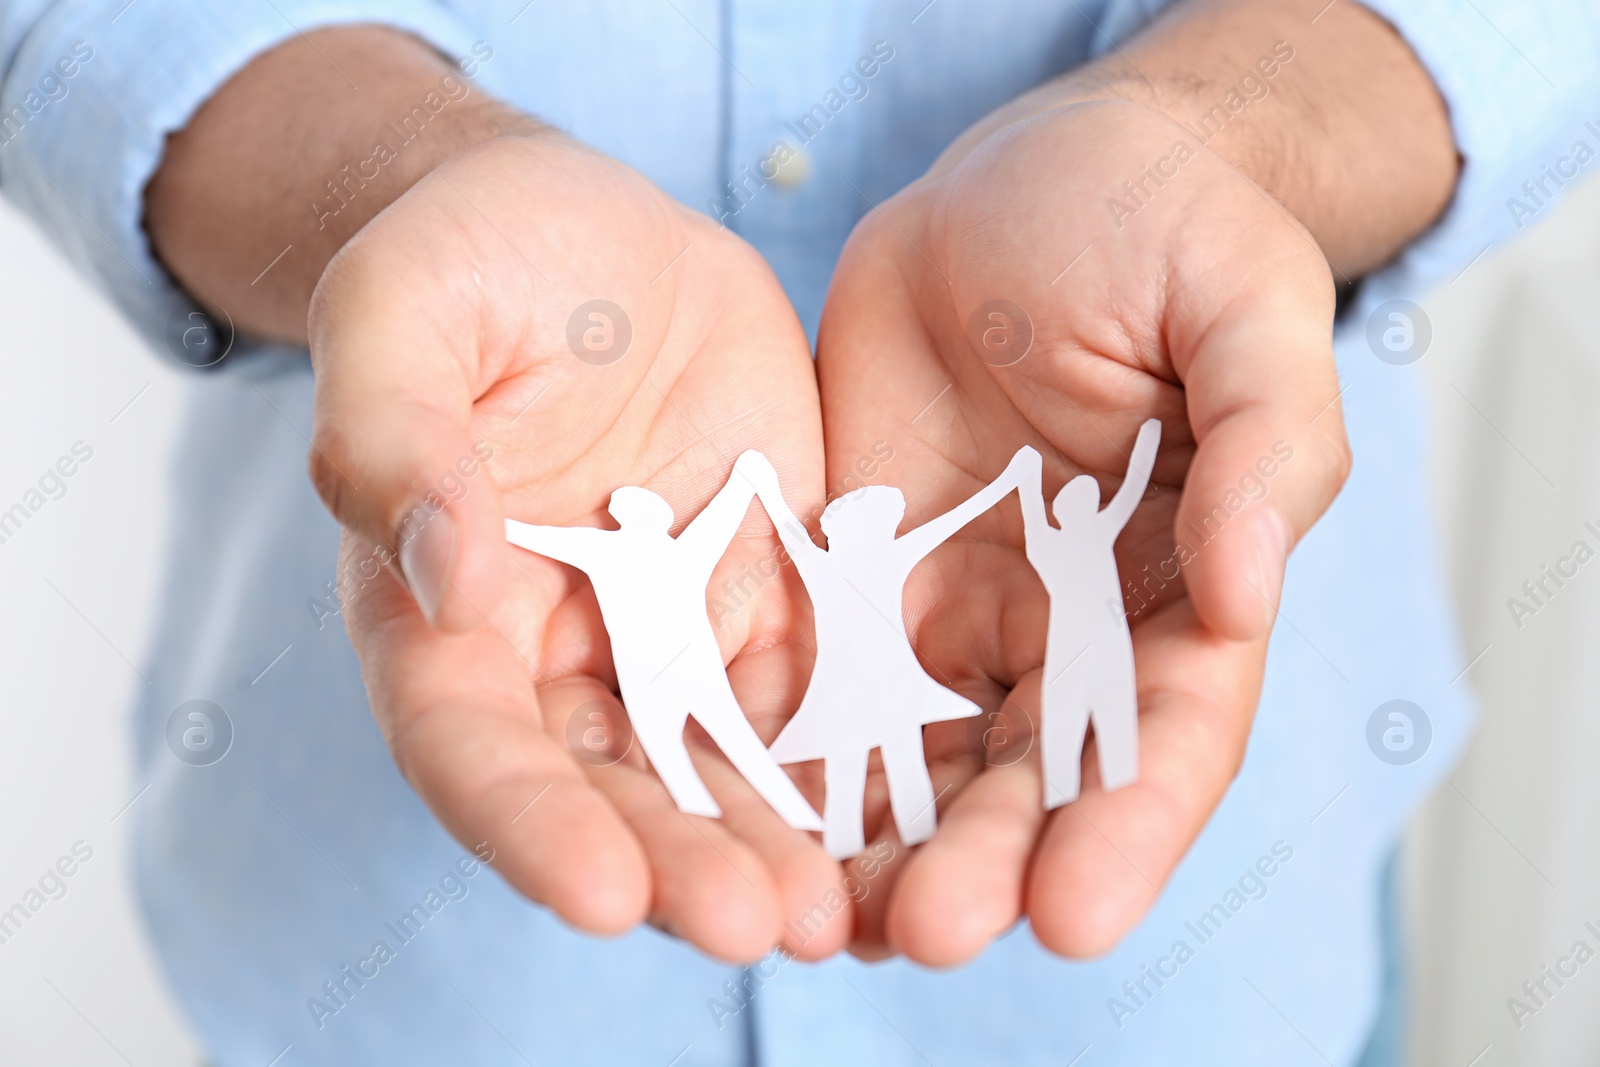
[306,133,851,963]
[812,100,1350,964]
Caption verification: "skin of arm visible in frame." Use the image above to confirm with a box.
[1099,420,1162,534]
[927,0,1458,279]
[146,26,534,344]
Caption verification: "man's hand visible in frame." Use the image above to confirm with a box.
[818,99,1343,966]
[149,29,849,964]
[315,134,853,964]
[815,0,1457,964]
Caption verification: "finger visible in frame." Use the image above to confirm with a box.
[308,249,508,633]
[579,729,789,965]
[724,642,854,962]
[844,821,914,962]
[345,561,652,936]
[1169,245,1350,640]
[838,738,981,962]
[1024,600,1265,956]
[537,656,797,965]
[885,683,1045,967]
[694,742,846,962]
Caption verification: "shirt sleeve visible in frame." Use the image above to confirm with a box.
[1346,0,1600,296]
[0,1,482,367]
[1091,0,1600,299]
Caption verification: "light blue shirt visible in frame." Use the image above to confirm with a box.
[4,2,1598,1065]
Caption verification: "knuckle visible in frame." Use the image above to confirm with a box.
[1325,431,1354,493]
[307,429,357,523]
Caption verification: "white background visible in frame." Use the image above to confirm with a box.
[0,199,198,1063]
[1404,173,1600,1064]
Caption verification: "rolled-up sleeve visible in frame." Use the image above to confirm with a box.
[0,0,480,360]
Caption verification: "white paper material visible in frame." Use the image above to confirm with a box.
[505,452,824,831]
[746,450,1031,858]
[504,425,1159,855]
[1019,418,1160,808]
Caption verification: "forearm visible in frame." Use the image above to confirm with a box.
[145,25,536,344]
[938,0,1459,278]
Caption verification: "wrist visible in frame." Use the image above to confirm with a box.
[933,0,1458,279]
[146,25,539,345]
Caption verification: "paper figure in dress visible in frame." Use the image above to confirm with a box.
[1016,418,1160,808]
[744,449,1030,858]
[505,451,823,831]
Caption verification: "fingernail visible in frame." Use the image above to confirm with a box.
[1250,507,1291,628]
[400,508,456,625]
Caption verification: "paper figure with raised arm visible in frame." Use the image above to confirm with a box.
[504,452,823,831]
[745,450,1029,858]
[1017,419,1161,808]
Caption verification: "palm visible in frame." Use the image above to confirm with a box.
[815,102,1340,962]
[317,136,847,962]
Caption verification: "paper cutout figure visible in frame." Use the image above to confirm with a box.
[745,450,1030,859]
[1017,419,1160,808]
[505,452,824,831]
[502,431,1163,852]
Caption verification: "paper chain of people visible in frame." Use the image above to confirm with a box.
[505,420,1161,858]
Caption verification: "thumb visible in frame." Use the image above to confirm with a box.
[307,281,506,633]
[1172,278,1351,641]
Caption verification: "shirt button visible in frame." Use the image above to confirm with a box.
[768,142,810,189]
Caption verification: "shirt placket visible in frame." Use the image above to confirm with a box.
[718,0,870,339]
